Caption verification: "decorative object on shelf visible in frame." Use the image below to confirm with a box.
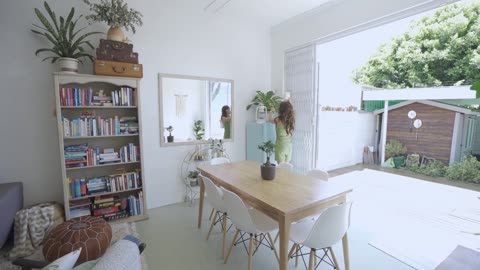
[94,59,143,78]
[209,139,225,158]
[166,126,174,143]
[187,170,200,186]
[96,39,139,63]
[83,0,143,42]
[193,120,205,140]
[256,105,267,123]
[258,141,276,180]
[31,2,101,73]
[246,90,282,112]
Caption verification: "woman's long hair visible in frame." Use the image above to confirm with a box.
[277,101,295,135]
[221,105,230,119]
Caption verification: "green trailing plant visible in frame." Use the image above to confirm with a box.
[246,91,283,112]
[193,120,205,140]
[83,0,143,33]
[445,156,480,183]
[258,141,275,165]
[31,1,101,63]
[385,139,407,160]
[187,170,200,179]
[409,160,447,177]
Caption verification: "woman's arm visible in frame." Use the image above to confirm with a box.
[268,107,276,124]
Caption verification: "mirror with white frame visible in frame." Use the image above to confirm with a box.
[158,73,233,146]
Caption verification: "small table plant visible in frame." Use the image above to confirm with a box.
[258,141,276,180]
[165,125,174,143]
[188,170,200,186]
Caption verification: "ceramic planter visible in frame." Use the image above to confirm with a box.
[58,58,79,73]
[261,163,276,180]
[167,135,174,143]
[107,26,125,42]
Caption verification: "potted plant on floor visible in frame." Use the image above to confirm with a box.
[258,141,276,180]
[31,2,101,73]
[187,170,200,186]
[83,0,143,42]
[165,125,174,143]
[385,139,408,168]
[193,120,205,140]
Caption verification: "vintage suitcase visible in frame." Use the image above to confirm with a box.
[98,39,133,53]
[94,60,143,78]
[96,48,139,64]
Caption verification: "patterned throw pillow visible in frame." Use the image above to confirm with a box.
[41,248,81,270]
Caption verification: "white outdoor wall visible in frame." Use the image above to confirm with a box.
[0,0,270,208]
[316,111,375,171]
[271,0,458,92]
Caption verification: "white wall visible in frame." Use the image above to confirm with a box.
[0,0,270,208]
[271,0,457,92]
[316,111,376,171]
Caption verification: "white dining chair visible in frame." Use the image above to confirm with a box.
[210,157,231,165]
[199,175,229,258]
[221,187,279,270]
[306,169,329,181]
[288,202,353,270]
[277,162,293,172]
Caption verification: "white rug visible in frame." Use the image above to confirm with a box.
[0,221,148,270]
[330,169,480,270]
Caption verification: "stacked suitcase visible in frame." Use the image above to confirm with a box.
[94,39,143,78]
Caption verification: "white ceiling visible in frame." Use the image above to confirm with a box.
[202,0,337,27]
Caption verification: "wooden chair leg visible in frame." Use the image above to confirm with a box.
[329,247,340,270]
[248,235,254,270]
[308,249,315,270]
[206,210,218,240]
[209,208,215,220]
[295,245,300,267]
[224,229,240,264]
[314,248,317,266]
[273,231,279,244]
[288,243,297,258]
[267,232,280,263]
[222,213,227,258]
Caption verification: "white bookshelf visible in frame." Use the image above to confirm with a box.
[54,73,148,223]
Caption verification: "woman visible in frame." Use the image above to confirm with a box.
[220,105,231,139]
[269,101,295,163]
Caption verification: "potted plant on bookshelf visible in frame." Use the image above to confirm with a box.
[258,141,276,180]
[165,126,174,143]
[31,2,101,73]
[83,0,143,42]
[187,170,200,186]
[193,120,205,140]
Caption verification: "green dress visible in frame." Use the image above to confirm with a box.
[275,122,292,162]
[223,120,231,139]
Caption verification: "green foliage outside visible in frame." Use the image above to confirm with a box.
[32,2,101,63]
[193,120,205,140]
[409,160,447,177]
[258,141,275,165]
[385,139,407,160]
[445,156,480,183]
[353,2,480,90]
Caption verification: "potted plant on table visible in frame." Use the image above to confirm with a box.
[187,170,200,186]
[193,120,205,140]
[258,141,276,180]
[31,2,101,73]
[165,125,174,143]
[83,0,143,42]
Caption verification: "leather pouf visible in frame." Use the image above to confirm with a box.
[43,216,112,264]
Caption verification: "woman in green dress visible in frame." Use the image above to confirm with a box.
[221,105,231,139]
[269,101,295,163]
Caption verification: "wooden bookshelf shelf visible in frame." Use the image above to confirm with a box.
[61,106,137,109]
[64,134,139,139]
[55,74,148,223]
[69,187,143,201]
[66,161,140,171]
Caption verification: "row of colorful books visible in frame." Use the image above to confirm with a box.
[69,193,144,221]
[59,87,137,107]
[62,116,138,137]
[64,144,140,168]
[67,171,142,199]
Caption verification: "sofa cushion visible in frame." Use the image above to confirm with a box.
[91,237,141,270]
[41,248,81,270]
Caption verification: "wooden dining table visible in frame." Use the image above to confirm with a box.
[197,160,353,270]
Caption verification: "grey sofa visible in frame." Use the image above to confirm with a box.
[0,182,23,248]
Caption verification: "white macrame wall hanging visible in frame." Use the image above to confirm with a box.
[175,94,188,117]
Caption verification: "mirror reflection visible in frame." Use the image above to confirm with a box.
[159,74,233,145]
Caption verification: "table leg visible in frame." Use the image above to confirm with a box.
[342,232,350,270]
[279,215,291,270]
[197,179,205,229]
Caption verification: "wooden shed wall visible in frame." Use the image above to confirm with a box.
[386,102,456,164]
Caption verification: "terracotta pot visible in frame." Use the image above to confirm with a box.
[261,163,276,180]
[107,26,125,42]
[58,58,79,73]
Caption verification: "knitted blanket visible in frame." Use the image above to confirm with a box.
[8,203,55,259]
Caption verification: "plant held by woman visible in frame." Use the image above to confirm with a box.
[31,2,100,63]
[83,0,143,33]
[246,91,283,112]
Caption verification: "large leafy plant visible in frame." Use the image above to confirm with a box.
[385,139,407,160]
[32,2,101,63]
[193,120,205,140]
[258,141,275,165]
[83,0,143,33]
[246,91,283,112]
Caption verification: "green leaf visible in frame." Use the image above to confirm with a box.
[471,80,480,98]
[34,7,59,40]
[43,2,59,33]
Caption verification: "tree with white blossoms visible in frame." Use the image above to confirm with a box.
[353,1,480,89]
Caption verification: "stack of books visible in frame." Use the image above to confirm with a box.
[119,117,138,134]
[120,143,140,162]
[64,144,89,168]
[59,87,94,107]
[128,191,144,216]
[92,195,129,221]
[68,171,142,199]
[98,148,121,164]
[68,178,87,198]
[92,95,113,106]
[86,178,108,195]
[62,115,121,137]
[112,87,136,106]
[69,199,91,218]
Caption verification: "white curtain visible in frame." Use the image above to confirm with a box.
[285,44,318,174]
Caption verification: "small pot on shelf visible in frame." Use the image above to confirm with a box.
[189,177,198,186]
[167,135,174,143]
[58,58,79,73]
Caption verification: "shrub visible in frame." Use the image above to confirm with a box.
[410,160,447,177]
[385,139,407,160]
[445,156,480,184]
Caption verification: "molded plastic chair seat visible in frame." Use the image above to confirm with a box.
[289,218,315,244]
[248,208,277,233]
